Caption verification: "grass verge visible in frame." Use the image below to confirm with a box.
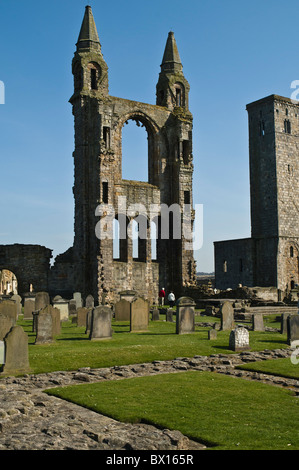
[46,370,299,450]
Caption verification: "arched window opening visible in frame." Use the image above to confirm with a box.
[0,270,18,295]
[174,83,185,107]
[122,118,148,182]
[223,261,227,273]
[73,63,83,92]
[290,246,294,258]
[131,219,139,259]
[87,62,101,91]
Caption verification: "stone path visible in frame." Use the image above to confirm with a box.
[0,348,298,451]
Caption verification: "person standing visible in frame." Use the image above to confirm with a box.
[168,291,175,308]
[159,288,166,306]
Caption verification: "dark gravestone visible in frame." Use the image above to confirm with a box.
[252,313,264,331]
[35,292,50,311]
[24,299,35,320]
[85,295,94,309]
[152,308,160,321]
[35,308,54,344]
[130,298,149,333]
[115,299,131,321]
[287,315,299,345]
[176,297,195,335]
[1,326,31,375]
[220,301,234,330]
[89,306,112,341]
[85,309,93,335]
[68,300,77,316]
[0,314,14,341]
[77,307,89,328]
[166,308,174,322]
[229,327,250,352]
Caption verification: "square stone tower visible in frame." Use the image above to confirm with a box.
[214,94,299,292]
[69,6,196,304]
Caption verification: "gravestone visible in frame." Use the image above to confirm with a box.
[208,329,217,340]
[0,314,14,341]
[1,326,31,375]
[220,301,234,330]
[77,307,89,327]
[85,295,94,309]
[73,292,82,309]
[252,313,264,331]
[176,297,195,335]
[85,309,93,334]
[115,299,131,321]
[89,306,112,341]
[229,326,250,351]
[11,294,22,317]
[53,299,69,321]
[152,308,160,321]
[0,300,17,325]
[287,315,299,345]
[53,295,62,302]
[50,306,61,336]
[24,298,35,320]
[35,292,50,311]
[119,290,136,302]
[166,308,174,322]
[130,297,149,332]
[35,308,54,344]
[68,300,77,316]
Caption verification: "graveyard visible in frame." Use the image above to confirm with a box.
[0,292,299,450]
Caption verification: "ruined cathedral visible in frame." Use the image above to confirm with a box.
[67,5,196,304]
[0,6,197,303]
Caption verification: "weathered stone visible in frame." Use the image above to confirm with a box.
[115,299,130,322]
[208,329,217,340]
[73,292,82,309]
[130,298,149,332]
[0,300,17,325]
[23,298,35,320]
[0,314,14,341]
[89,306,112,341]
[35,308,54,344]
[77,307,89,327]
[152,308,159,321]
[176,297,195,335]
[252,313,264,331]
[11,294,22,317]
[287,315,299,345]
[1,326,30,375]
[85,295,94,309]
[35,292,50,311]
[220,301,234,330]
[229,327,250,352]
[53,299,69,321]
[166,308,174,322]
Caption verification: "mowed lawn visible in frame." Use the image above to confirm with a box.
[46,370,299,450]
[17,314,289,374]
[14,313,299,451]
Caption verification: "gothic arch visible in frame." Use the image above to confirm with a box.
[114,111,162,185]
[284,241,299,289]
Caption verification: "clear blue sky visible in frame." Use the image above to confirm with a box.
[0,0,298,272]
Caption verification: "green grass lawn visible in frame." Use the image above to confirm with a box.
[12,313,299,451]
[46,370,299,450]
[17,315,289,374]
[237,357,299,380]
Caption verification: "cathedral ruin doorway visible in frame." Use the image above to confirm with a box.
[0,269,18,295]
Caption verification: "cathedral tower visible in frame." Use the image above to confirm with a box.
[70,6,196,303]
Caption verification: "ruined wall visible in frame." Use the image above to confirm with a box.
[214,238,254,290]
[0,244,52,296]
